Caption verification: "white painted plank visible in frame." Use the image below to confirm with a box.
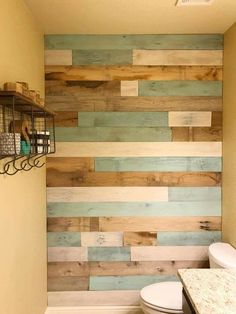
[121,81,138,96]
[169,112,212,127]
[45,50,72,66]
[48,247,88,262]
[81,232,123,247]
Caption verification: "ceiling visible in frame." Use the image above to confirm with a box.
[24,0,236,34]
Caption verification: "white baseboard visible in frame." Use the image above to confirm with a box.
[45,306,142,314]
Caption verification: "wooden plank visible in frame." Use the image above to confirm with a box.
[52,111,78,127]
[48,276,89,291]
[49,142,222,157]
[139,81,222,97]
[47,201,221,217]
[79,112,168,127]
[169,187,221,201]
[89,275,178,291]
[157,231,221,246]
[47,187,168,202]
[81,232,123,247]
[47,217,90,232]
[45,34,223,50]
[46,157,94,173]
[212,111,222,127]
[54,127,172,142]
[45,50,72,66]
[133,50,223,66]
[169,112,212,127]
[131,246,209,261]
[46,171,221,187]
[47,290,140,306]
[47,232,81,247]
[95,157,222,172]
[90,217,99,232]
[172,127,222,142]
[48,262,90,277]
[88,247,130,261]
[124,232,157,246]
[121,81,138,96]
[45,65,223,81]
[45,96,222,112]
[73,50,132,65]
[48,247,88,262]
[99,217,221,232]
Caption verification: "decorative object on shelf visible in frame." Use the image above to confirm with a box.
[0,133,21,155]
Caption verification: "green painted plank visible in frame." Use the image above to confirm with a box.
[45,35,223,50]
[169,187,221,201]
[79,112,168,127]
[88,247,130,261]
[90,275,178,290]
[72,50,132,65]
[55,127,171,142]
[47,232,81,247]
[157,231,221,246]
[95,157,222,172]
[47,201,221,217]
[139,81,222,97]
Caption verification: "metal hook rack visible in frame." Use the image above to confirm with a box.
[0,92,56,175]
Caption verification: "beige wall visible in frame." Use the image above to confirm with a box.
[0,1,46,314]
[223,22,236,248]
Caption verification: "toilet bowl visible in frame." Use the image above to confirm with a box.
[140,242,236,314]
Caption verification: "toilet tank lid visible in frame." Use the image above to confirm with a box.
[209,242,236,268]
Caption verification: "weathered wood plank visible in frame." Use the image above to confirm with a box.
[139,81,222,97]
[45,65,223,81]
[45,50,72,66]
[169,112,212,127]
[131,246,209,261]
[90,217,99,232]
[157,231,221,246]
[212,111,222,127]
[47,187,168,202]
[52,111,78,127]
[48,247,88,262]
[46,171,221,187]
[48,262,90,277]
[81,232,123,247]
[169,187,221,201]
[48,276,89,291]
[121,81,138,96]
[124,232,157,246]
[95,157,222,172]
[99,217,221,232]
[73,50,132,65]
[46,157,94,173]
[45,34,223,50]
[49,142,222,157]
[47,217,90,232]
[47,201,221,217]
[47,232,81,247]
[54,127,172,142]
[133,50,223,66]
[88,247,130,261]
[172,127,222,141]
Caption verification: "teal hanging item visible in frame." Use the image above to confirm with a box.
[21,141,31,155]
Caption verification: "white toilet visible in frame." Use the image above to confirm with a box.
[140,242,236,314]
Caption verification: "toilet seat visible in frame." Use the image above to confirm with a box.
[140,282,183,314]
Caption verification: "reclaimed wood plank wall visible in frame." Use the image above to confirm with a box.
[45,34,223,306]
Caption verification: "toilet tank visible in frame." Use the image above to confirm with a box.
[209,243,236,269]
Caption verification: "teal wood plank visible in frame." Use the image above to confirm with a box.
[95,157,222,172]
[47,232,81,247]
[47,201,221,217]
[79,112,168,127]
[55,127,171,142]
[169,187,221,201]
[89,275,178,290]
[72,50,132,65]
[157,231,221,246]
[139,81,222,97]
[88,247,130,261]
[45,35,223,50]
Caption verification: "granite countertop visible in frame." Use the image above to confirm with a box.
[178,269,236,314]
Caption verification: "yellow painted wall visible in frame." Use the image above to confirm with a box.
[223,22,236,248]
[0,1,46,314]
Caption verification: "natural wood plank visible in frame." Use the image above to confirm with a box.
[212,111,222,127]
[45,65,223,81]
[169,112,212,127]
[46,157,94,173]
[99,217,221,232]
[131,246,209,261]
[121,81,138,96]
[48,247,88,262]
[124,232,157,246]
[157,231,221,245]
[172,127,222,142]
[81,232,123,247]
[73,50,132,65]
[45,50,72,66]
[88,247,130,261]
[49,142,222,158]
[47,232,81,247]
[133,50,223,66]
[48,276,89,291]
[47,217,90,232]
[52,111,78,127]
[90,217,99,232]
[48,262,90,277]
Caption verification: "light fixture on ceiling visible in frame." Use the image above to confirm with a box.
[176,0,214,6]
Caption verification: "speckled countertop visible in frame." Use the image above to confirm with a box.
[178,269,236,314]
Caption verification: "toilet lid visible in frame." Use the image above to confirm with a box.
[209,243,236,268]
[140,282,183,311]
